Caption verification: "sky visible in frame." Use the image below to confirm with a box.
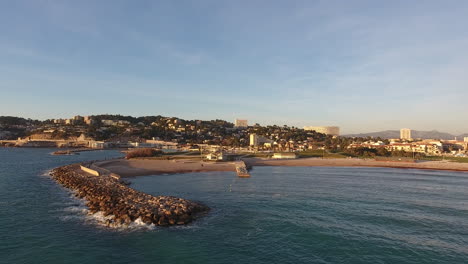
[1,0,468,134]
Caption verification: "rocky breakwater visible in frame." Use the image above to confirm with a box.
[50,164,209,228]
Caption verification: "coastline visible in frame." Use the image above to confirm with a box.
[48,155,468,229]
[95,157,468,176]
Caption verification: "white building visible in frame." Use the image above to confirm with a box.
[400,128,412,140]
[234,119,248,128]
[101,119,116,126]
[272,153,298,159]
[89,141,110,149]
[303,126,340,136]
[128,142,157,148]
[101,120,130,126]
[205,152,227,161]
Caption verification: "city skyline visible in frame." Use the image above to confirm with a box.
[1,1,468,134]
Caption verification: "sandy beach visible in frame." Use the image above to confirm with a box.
[96,157,468,177]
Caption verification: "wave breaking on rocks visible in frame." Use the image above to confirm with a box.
[50,164,209,228]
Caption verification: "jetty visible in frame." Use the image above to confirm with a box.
[235,161,250,177]
[50,164,209,227]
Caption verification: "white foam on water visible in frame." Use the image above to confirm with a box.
[127,217,156,231]
[52,189,158,232]
[63,205,88,214]
[80,211,157,231]
[40,169,53,177]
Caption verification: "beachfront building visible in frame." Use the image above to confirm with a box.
[234,119,248,128]
[250,133,274,146]
[89,141,111,149]
[146,139,178,149]
[303,126,340,136]
[386,143,413,152]
[272,152,298,159]
[128,142,157,148]
[205,152,227,161]
[400,128,412,140]
[347,141,386,149]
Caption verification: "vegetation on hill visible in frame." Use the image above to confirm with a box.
[0,116,40,126]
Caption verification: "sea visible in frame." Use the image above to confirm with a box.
[1,148,467,264]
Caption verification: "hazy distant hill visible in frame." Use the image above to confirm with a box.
[344,130,400,139]
[344,130,463,140]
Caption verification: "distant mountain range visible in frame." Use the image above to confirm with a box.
[344,130,468,140]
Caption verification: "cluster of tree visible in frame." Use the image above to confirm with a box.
[345,147,425,159]
[125,148,163,159]
[0,116,41,126]
[345,147,390,158]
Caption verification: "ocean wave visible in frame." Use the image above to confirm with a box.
[51,184,158,231]
[84,212,156,231]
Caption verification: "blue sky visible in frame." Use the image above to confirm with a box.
[1,0,468,134]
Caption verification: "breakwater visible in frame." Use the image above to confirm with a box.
[50,164,209,227]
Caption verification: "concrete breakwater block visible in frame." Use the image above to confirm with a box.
[50,165,210,227]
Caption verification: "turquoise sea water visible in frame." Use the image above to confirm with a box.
[1,148,468,264]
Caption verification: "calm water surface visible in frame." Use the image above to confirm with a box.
[1,148,468,264]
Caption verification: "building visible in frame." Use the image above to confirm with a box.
[347,141,386,149]
[400,128,412,140]
[272,152,298,159]
[303,126,340,136]
[89,141,111,149]
[249,133,274,146]
[101,119,130,126]
[146,139,178,149]
[84,116,95,125]
[205,152,227,161]
[234,119,248,128]
[386,143,413,152]
[116,120,131,126]
[73,115,84,122]
[101,120,115,126]
[53,119,65,124]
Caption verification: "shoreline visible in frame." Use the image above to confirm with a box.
[95,157,468,176]
[244,157,468,173]
[50,157,468,228]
